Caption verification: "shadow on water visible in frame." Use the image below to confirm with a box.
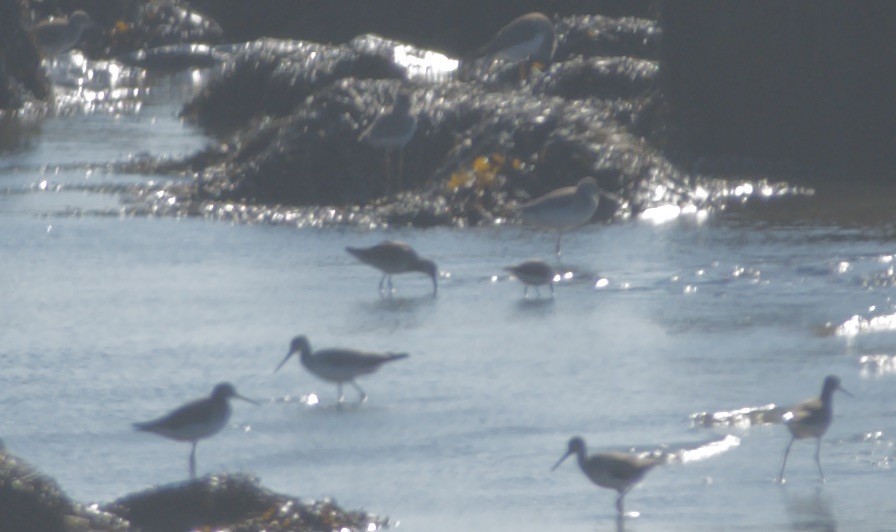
[513,297,555,316]
[783,487,837,531]
[360,293,437,313]
[351,293,437,331]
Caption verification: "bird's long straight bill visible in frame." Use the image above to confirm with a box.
[236,393,262,406]
[274,352,294,373]
[552,451,572,471]
[839,387,854,397]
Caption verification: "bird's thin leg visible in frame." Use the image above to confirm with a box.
[549,281,554,297]
[615,513,625,532]
[555,231,563,256]
[616,492,625,517]
[523,285,529,298]
[189,441,197,480]
[387,275,394,296]
[378,274,387,294]
[778,437,794,483]
[350,381,368,403]
[337,382,345,404]
[814,438,825,483]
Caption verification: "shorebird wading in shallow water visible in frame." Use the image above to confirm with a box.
[29,10,97,58]
[466,12,557,79]
[275,335,409,404]
[553,436,660,518]
[133,382,259,479]
[518,176,601,255]
[360,90,417,195]
[777,375,851,483]
[346,240,438,296]
[505,259,555,298]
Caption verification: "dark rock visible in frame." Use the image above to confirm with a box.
[0,448,127,532]
[188,0,654,54]
[139,11,723,228]
[0,447,386,532]
[27,0,222,58]
[554,14,661,61]
[103,473,386,532]
[532,56,658,101]
[182,38,406,132]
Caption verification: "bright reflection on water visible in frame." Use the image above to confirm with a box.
[2,77,896,532]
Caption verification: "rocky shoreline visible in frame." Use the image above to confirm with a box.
[0,445,387,532]
[3,0,812,230]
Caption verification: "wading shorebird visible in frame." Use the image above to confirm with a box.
[504,259,555,298]
[553,436,660,518]
[134,382,259,479]
[29,10,97,58]
[777,375,851,483]
[360,90,417,195]
[275,335,409,404]
[466,12,557,79]
[346,240,438,296]
[518,176,601,256]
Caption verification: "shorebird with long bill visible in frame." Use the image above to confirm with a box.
[505,259,555,298]
[275,335,409,404]
[346,240,438,296]
[552,436,660,518]
[466,12,557,79]
[777,375,851,483]
[133,382,259,479]
[361,90,417,195]
[518,176,601,255]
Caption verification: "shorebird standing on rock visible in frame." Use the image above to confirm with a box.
[777,375,851,483]
[464,12,557,80]
[275,335,409,404]
[553,436,661,519]
[29,10,97,58]
[346,240,438,296]
[360,90,417,195]
[518,176,601,256]
[133,382,259,480]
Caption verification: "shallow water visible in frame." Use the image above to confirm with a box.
[1,76,894,532]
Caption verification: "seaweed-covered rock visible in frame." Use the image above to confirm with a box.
[26,0,222,58]
[117,9,800,229]
[188,0,654,54]
[554,14,660,61]
[0,448,127,532]
[102,473,386,532]
[0,446,386,532]
[167,12,675,226]
[182,38,406,132]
